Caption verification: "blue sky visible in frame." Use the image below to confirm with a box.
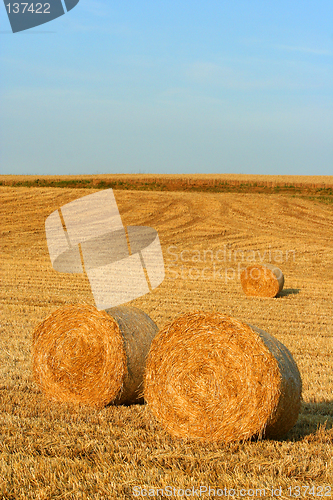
[1,0,332,175]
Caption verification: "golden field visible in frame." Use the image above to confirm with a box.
[1,173,333,186]
[1,174,333,197]
[0,178,332,499]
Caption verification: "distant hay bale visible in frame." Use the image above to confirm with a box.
[144,311,301,443]
[240,263,284,297]
[32,304,158,407]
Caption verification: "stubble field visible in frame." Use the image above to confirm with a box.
[1,177,332,499]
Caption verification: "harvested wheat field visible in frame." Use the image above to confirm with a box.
[1,177,332,499]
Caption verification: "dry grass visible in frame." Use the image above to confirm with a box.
[32,304,127,407]
[240,264,284,298]
[32,305,158,407]
[106,306,159,405]
[1,173,333,186]
[1,174,333,201]
[144,312,302,443]
[1,183,332,498]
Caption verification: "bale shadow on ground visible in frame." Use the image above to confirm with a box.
[277,288,300,298]
[281,401,333,442]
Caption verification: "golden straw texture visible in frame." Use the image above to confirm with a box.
[144,311,302,443]
[105,306,159,405]
[32,304,158,407]
[240,263,284,297]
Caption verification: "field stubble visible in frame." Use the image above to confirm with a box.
[0,185,332,499]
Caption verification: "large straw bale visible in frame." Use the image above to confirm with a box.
[240,263,284,297]
[32,304,158,407]
[144,311,302,443]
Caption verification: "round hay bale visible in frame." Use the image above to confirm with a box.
[144,311,302,443]
[32,304,158,407]
[240,263,284,297]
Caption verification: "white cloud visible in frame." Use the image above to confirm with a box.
[0,55,103,82]
[79,0,106,18]
[274,44,333,56]
[183,57,332,91]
